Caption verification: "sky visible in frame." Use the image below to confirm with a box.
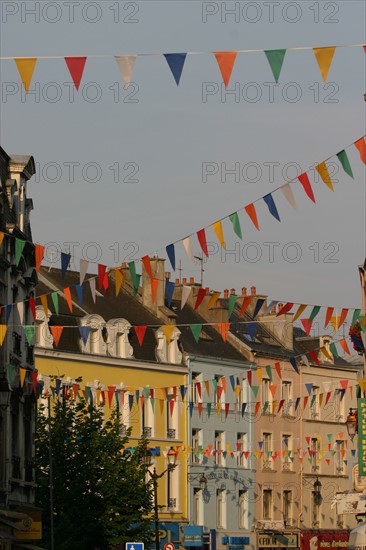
[0,1,365,330]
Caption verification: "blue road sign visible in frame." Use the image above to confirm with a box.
[126,543,144,550]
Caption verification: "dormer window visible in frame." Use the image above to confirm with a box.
[155,327,182,364]
[105,319,134,359]
[35,306,53,349]
[80,314,107,355]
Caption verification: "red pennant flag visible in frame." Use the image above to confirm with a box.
[103,272,109,295]
[277,399,285,413]
[218,322,230,342]
[277,302,294,316]
[244,203,260,230]
[107,386,116,407]
[28,297,36,321]
[31,371,38,394]
[254,402,261,416]
[305,436,311,446]
[339,338,351,355]
[197,228,209,257]
[65,57,87,91]
[98,264,107,290]
[247,371,252,387]
[298,173,316,203]
[50,326,63,347]
[324,307,334,328]
[239,296,252,317]
[325,391,332,405]
[73,383,79,400]
[225,402,230,418]
[196,382,202,398]
[301,318,313,336]
[338,308,349,330]
[142,256,153,279]
[308,350,320,365]
[194,287,208,310]
[304,396,309,409]
[340,380,348,389]
[35,244,45,272]
[355,137,366,164]
[214,51,237,88]
[198,402,203,418]
[134,326,147,346]
[275,362,282,380]
[64,287,73,312]
[151,278,159,304]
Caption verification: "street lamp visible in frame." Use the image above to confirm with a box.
[143,447,177,550]
[346,408,358,438]
[199,473,207,491]
[313,478,322,505]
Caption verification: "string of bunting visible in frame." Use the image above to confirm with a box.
[2,44,365,92]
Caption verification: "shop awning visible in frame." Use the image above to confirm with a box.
[0,509,29,520]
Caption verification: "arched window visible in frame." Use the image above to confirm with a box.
[105,319,134,359]
[79,314,107,355]
[155,327,182,364]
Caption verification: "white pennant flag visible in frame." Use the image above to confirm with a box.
[280,183,297,210]
[115,55,137,87]
[301,354,310,367]
[80,259,88,286]
[89,278,96,304]
[17,302,24,324]
[183,237,194,260]
[264,300,278,315]
[181,285,191,310]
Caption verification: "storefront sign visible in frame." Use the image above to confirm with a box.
[14,510,42,540]
[358,398,366,476]
[353,464,366,492]
[335,492,366,515]
[184,526,204,547]
[257,532,299,548]
[301,531,349,550]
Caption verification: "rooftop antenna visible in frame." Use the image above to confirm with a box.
[194,256,204,286]
[177,260,183,284]
[48,250,56,272]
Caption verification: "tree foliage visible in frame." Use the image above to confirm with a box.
[35,396,154,550]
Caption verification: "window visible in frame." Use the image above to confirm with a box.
[141,395,155,437]
[214,375,225,407]
[310,387,320,419]
[193,488,203,525]
[216,489,226,528]
[192,429,202,464]
[311,437,320,473]
[282,434,292,471]
[335,440,345,474]
[167,462,179,511]
[262,379,272,413]
[236,377,247,413]
[192,372,202,405]
[237,433,248,468]
[80,314,107,355]
[281,381,292,416]
[263,432,272,470]
[239,490,248,529]
[283,490,293,526]
[166,389,179,439]
[215,431,225,466]
[155,326,183,364]
[334,389,345,422]
[106,319,133,358]
[263,489,273,520]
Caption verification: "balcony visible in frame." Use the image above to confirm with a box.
[25,459,34,482]
[143,427,152,437]
[282,461,292,472]
[168,498,177,509]
[167,428,176,439]
[12,455,21,479]
[262,460,273,471]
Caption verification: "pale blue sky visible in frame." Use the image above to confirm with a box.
[1,1,365,317]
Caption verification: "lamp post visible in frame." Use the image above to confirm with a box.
[346,408,358,439]
[143,447,177,550]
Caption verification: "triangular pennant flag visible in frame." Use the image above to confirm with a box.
[244,203,260,230]
[305,383,313,396]
[313,46,336,82]
[289,357,299,374]
[293,304,307,322]
[6,304,12,323]
[337,150,354,178]
[265,365,273,381]
[253,298,265,319]
[0,325,7,347]
[40,295,48,317]
[269,384,277,397]
[51,292,59,315]
[80,259,88,286]
[115,55,136,86]
[239,296,252,317]
[280,183,297,210]
[164,53,187,86]
[354,137,366,164]
[115,268,124,296]
[339,338,351,355]
[31,371,38,395]
[251,385,259,398]
[308,350,320,365]
[214,51,237,88]
[98,264,107,290]
[329,342,339,357]
[212,221,225,249]
[65,57,87,91]
[207,402,212,418]
[128,261,139,290]
[61,252,71,278]
[35,244,45,272]
[14,58,37,93]
[190,324,202,343]
[162,325,175,345]
[217,323,230,342]
[0,232,4,247]
[277,399,284,413]
[301,318,313,337]
[50,326,63,347]
[28,297,36,321]
[264,300,278,316]
[180,385,187,401]
[17,302,24,324]
[338,308,349,329]
[206,291,221,310]
[263,193,281,221]
[183,237,194,260]
[275,362,282,380]
[225,402,230,419]
[247,323,257,340]
[325,392,332,406]
[24,326,35,346]
[15,238,26,266]
[151,278,159,305]
[19,367,26,388]
[133,275,141,297]
[320,346,333,361]
[166,244,176,271]
[277,302,294,316]
[142,256,153,279]
[298,173,316,203]
[247,371,252,387]
[324,307,334,328]
[228,294,237,318]
[264,49,286,83]
[194,287,208,310]
[64,287,73,312]
[165,281,175,308]
[229,212,242,239]
[352,309,361,326]
[103,271,109,295]
[134,326,147,346]
[197,228,209,257]
[79,326,91,346]
[204,380,210,397]
[181,285,191,309]
[316,162,334,191]
[75,284,83,306]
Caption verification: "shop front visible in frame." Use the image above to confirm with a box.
[301,530,349,550]
[257,530,300,549]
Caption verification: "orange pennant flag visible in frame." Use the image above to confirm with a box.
[221,377,226,394]
[50,326,64,347]
[206,291,221,310]
[338,308,349,330]
[212,221,225,249]
[316,162,334,191]
[115,268,124,296]
[324,307,334,328]
[14,58,37,92]
[214,51,237,88]
[0,232,4,247]
[35,244,45,272]
[339,338,351,355]
[217,322,230,342]
[216,403,222,417]
[0,325,7,347]
[19,367,27,388]
[275,362,282,380]
[313,46,336,82]
[162,325,175,345]
[40,295,48,317]
[239,296,252,317]
[204,380,210,396]
[293,304,307,322]
[151,278,159,304]
[355,137,366,164]
[142,256,153,279]
[244,203,260,230]
[64,287,73,312]
[330,316,340,333]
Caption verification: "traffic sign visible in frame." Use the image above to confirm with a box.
[126,543,144,550]
[163,543,175,550]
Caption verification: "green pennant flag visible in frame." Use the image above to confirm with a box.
[309,305,321,321]
[327,433,333,441]
[207,402,212,418]
[310,394,317,408]
[251,385,259,397]
[264,49,287,83]
[337,150,354,179]
[51,292,59,315]
[150,398,155,412]
[352,309,361,326]
[263,401,269,414]
[228,294,237,318]
[128,261,141,293]
[229,212,242,239]
[329,342,339,357]
[190,324,202,343]
[133,274,141,298]
[265,365,272,381]
[24,326,35,346]
[212,378,218,394]
[15,238,26,266]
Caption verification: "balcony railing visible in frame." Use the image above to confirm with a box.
[262,460,273,471]
[12,455,21,479]
[282,461,292,472]
[168,498,176,509]
[167,428,176,439]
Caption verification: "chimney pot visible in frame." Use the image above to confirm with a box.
[190,277,195,284]
[224,289,229,299]
[271,307,276,315]
[278,303,283,312]
[175,278,180,284]
[216,299,221,307]
[121,262,127,268]
[242,287,247,297]
[251,286,256,296]
[230,288,235,295]
[182,277,187,284]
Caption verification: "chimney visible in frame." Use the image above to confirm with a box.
[182,277,187,284]
[277,303,283,313]
[251,286,256,296]
[224,289,229,299]
[242,287,247,297]
[230,288,235,295]
[271,306,276,315]
[121,262,127,268]
[175,278,180,284]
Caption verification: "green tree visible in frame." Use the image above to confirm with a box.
[35,395,154,550]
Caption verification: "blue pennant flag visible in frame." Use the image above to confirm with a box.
[61,252,71,278]
[165,281,175,308]
[189,401,194,418]
[247,322,257,340]
[241,403,247,417]
[166,243,176,271]
[6,304,12,323]
[263,193,281,222]
[79,326,90,346]
[75,284,83,306]
[289,357,299,374]
[253,298,265,319]
[55,378,62,395]
[164,53,187,86]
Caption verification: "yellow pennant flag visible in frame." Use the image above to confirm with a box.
[320,346,333,361]
[96,389,101,404]
[257,368,263,384]
[0,232,4,247]
[204,380,210,396]
[330,316,339,333]
[14,58,37,93]
[115,268,124,296]
[358,380,366,394]
[206,291,221,310]
[40,295,48,317]
[212,221,226,249]
[216,403,221,417]
[316,162,334,191]
[234,385,241,398]
[313,47,336,82]
[293,304,307,322]
[0,325,7,347]
[19,367,26,388]
[162,325,175,345]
